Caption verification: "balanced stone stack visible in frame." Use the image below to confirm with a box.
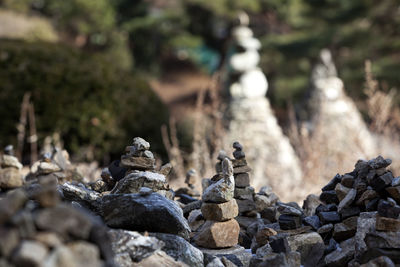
[226,15,303,201]
[108,137,172,199]
[193,158,240,249]
[0,145,24,191]
[231,142,257,217]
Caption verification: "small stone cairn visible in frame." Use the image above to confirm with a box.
[108,137,172,198]
[0,145,24,190]
[230,142,257,217]
[193,158,240,249]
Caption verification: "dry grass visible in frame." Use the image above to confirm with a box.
[161,72,226,189]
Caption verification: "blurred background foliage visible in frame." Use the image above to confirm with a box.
[0,0,399,162]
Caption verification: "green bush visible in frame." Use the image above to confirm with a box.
[0,39,168,161]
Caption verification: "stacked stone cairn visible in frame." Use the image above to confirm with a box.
[193,158,240,249]
[0,145,24,191]
[231,142,257,218]
[107,137,172,199]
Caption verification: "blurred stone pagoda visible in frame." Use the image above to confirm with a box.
[226,12,303,200]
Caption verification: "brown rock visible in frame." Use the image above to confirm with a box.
[0,189,28,224]
[356,190,378,206]
[120,156,155,170]
[255,227,277,246]
[201,199,239,221]
[34,232,63,248]
[12,240,48,267]
[333,216,358,241]
[341,174,355,188]
[0,227,19,257]
[232,158,247,168]
[385,186,400,203]
[375,216,400,232]
[0,168,23,189]
[233,165,252,174]
[194,219,240,248]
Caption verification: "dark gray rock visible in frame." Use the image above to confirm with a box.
[322,174,342,191]
[269,234,290,253]
[370,173,393,192]
[149,233,204,267]
[101,193,191,239]
[377,200,400,219]
[368,156,391,169]
[303,215,321,230]
[234,173,250,188]
[340,206,360,220]
[60,183,101,211]
[108,229,163,263]
[34,204,94,240]
[318,211,341,224]
[320,190,339,204]
[278,214,301,230]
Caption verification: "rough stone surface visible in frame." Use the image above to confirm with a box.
[0,168,23,189]
[375,216,400,232]
[303,194,322,216]
[234,173,250,188]
[150,233,204,267]
[324,237,355,267]
[287,232,324,265]
[193,219,240,249]
[120,156,155,170]
[108,229,163,263]
[12,240,48,267]
[202,159,235,203]
[132,250,187,267]
[110,171,168,194]
[1,155,22,169]
[201,199,239,221]
[101,193,190,239]
[34,204,93,240]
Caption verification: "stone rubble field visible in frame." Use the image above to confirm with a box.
[1,137,400,267]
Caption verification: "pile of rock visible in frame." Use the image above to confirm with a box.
[0,187,114,266]
[0,146,24,190]
[299,155,400,266]
[226,16,303,201]
[194,158,240,249]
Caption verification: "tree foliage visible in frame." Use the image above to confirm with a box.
[0,39,168,161]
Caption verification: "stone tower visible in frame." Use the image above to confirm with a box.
[307,49,376,178]
[226,15,303,200]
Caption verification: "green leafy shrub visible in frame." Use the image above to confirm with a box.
[0,39,168,161]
